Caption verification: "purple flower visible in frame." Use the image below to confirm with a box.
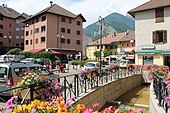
[70,96,75,101]
[65,101,70,108]
[0,105,3,110]
[11,96,18,101]
[166,84,170,90]
[114,108,119,113]
[138,108,143,113]
[108,106,113,112]
[6,105,13,110]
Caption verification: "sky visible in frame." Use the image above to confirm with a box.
[0,0,150,27]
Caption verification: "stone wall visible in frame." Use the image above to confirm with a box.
[72,74,144,109]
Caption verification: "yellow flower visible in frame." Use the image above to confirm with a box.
[76,104,86,112]
[58,107,68,113]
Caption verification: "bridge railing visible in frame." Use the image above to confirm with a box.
[0,68,141,104]
[153,74,169,113]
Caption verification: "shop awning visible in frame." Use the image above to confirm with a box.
[161,50,170,54]
[136,50,162,54]
[50,50,60,54]
[29,48,44,53]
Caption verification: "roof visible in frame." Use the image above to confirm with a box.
[88,32,125,45]
[23,4,86,22]
[128,0,170,17]
[29,48,45,53]
[0,5,20,18]
[119,30,135,42]
[17,13,30,19]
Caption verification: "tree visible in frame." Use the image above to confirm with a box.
[94,51,100,57]
[103,50,110,57]
[6,48,22,55]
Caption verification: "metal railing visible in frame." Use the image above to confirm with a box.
[0,68,141,104]
[153,74,169,113]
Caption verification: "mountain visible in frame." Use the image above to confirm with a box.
[84,12,135,40]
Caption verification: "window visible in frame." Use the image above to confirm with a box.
[77,21,81,25]
[16,28,20,31]
[41,37,45,43]
[122,43,124,47]
[0,33,3,37]
[9,24,11,28]
[16,20,20,24]
[61,17,65,22]
[153,30,167,44]
[61,28,65,33]
[15,36,19,39]
[69,19,71,24]
[0,15,3,20]
[41,26,46,32]
[30,39,32,45]
[21,27,24,31]
[21,36,24,39]
[127,43,129,47]
[61,38,65,43]
[0,42,3,45]
[76,40,80,44]
[36,38,38,44]
[67,29,71,34]
[77,30,81,35]
[26,31,29,36]
[0,25,3,29]
[21,43,24,46]
[41,16,46,21]
[16,44,19,46]
[34,28,39,33]
[25,40,29,45]
[67,39,71,44]
[35,18,39,22]
[143,56,153,65]
[155,8,164,23]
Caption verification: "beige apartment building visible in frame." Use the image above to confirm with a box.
[129,0,170,67]
[0,4,29,54]
[23,2,86,60]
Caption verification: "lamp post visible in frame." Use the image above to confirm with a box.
[4,34,12,51]
[98,16,104,77]
[57,34,64,61]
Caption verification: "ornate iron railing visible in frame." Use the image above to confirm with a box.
[0,68,141,104]
[153,74,169,113]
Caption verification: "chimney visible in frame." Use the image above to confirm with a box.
[2,4,7,8]
[50,1,53,6]
[125,30,129,35]
[112,32,116,37]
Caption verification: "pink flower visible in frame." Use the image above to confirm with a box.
[0,105,3,110]
[114,108,119,113]
[108,106,113,112]
[138,108,143,113]
[92,103,99,109]
[83,108,93,113]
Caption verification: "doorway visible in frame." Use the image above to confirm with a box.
[164,55,170,68]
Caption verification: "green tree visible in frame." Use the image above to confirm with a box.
[103,50,110,57]
[6,48,22,55]
[94,51,100,57]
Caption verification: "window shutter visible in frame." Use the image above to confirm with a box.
[152,31,156,44]
[163,30,167,44]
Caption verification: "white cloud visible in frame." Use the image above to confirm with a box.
[0,0,150,27]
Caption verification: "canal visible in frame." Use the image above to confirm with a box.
[101,83,150,112]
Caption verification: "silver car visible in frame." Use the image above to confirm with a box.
[0,63,59,96]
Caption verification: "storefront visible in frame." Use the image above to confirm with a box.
[135,50,170,66]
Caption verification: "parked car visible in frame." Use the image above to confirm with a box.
[35,58,55,69]
[0,55,25,63]
[20,58,36,63]
[0,63,59,96]
[83,62,100,70]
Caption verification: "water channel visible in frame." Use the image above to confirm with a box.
[101,83,150,112]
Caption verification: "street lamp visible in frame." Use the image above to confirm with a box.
[4,34,12,51]
[98,16,104,76]
[57,34,64,61]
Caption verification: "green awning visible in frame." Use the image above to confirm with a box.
[161,50,170,54]
[135,50,162,54]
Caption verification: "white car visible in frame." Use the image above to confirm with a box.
[83,62,100,70]
[20,58,36,63]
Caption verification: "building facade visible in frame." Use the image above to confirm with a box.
[0,4,29,54]
[23,2,86,60]
[129,0,170,67]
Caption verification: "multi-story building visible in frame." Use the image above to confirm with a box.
[0,4,29,54]
[86,32,125,60]
[23,2,86,60]
[129,0,170,67]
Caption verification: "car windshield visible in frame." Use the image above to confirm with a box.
[84,63,95,67]
[23,58,33,61]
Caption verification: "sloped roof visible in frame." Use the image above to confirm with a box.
[0,5,20,18]
[23,4,86,22]
[88,32,125,45]
[119,30,135,42]
[129,0,170,17]
[17,13,30,19]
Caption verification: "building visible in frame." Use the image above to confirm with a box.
[82,35,93,58]
[119,30,135,63]
[0,4,29,54]
[86,32,125,60]
[23,2,86,60]
[129,0,170,67]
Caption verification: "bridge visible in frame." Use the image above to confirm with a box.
[0,67,168,113]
